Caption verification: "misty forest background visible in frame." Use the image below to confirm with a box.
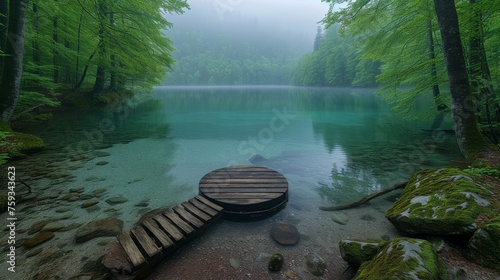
[0,0,499,145]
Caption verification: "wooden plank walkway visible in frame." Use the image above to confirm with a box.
[112,195,223,278]
[106,165,288,278]
[199,166,288,221]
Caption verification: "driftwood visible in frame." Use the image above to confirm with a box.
[319,181,408,211]
[17,178,32,193]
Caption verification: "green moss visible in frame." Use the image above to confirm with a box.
[386,168,495,235]
[353,238,447,280]
[2,132,45,160]
[0,121,14,132]
[339,240,385,266]
[466,219,500,271]
[268,253,284,271]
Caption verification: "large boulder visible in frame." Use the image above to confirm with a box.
[465,218,500,271]
[386,168,494,235]
[339,240,385,267]
[353,238,447,280]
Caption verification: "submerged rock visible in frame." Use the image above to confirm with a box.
[24,231,55,248]
[304,252,326,276]
[466,218,500,271]
[102,241,134,275]
[75,218,123,243]
[339,239,385,267]
[106,196,128,205]
[249,154,268,164]
[229,258,240,269]
[353,238,447,280]
[256,252,271,262]
[28,221,49,234]
[268,253,284,271]
[386,168,494,235]
[41,222,65,232]
[81,199,99,208]
[331,212,350,225]
[271,223,300,245]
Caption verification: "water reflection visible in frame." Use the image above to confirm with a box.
[153,86,461,205]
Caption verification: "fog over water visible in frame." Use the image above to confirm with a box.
[169,0,330,43]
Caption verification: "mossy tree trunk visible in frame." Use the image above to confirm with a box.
[433,0,490,161]
[0,0,29,123]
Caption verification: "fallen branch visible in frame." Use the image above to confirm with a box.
[319,181,408,211]
[17,178,32,193]
[14,103,46,119]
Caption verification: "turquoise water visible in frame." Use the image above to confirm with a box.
[23,86,462,211]
[2,86,465,279]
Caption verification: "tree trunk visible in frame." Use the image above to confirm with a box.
[75,50,97,90]
[75,11,83,88]
[93,65,106,95]
[93,0,107,96]
[468,0,499,144]
[53,16,59,83]
[427,19,447,130]
[32,3,41,75]
[433,0,490,161]
[0,0,9,81]
[109,10,116,91]
[0,0,29,123]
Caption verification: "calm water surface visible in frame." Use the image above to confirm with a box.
[3,86,464,278]
[23,86,462,211]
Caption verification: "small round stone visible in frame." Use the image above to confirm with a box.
[268,253,284,271]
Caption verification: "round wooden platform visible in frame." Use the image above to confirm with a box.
[199,166,288,221]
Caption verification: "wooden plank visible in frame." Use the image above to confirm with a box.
[189,198,218,217]
[181,202,212,222]
[202,173,284,179]
[199,183,288,189]
[200,187,288,193]
[142,219,174,249]
[206,192,282,199]
[117,232,146,268]
[153,215,184,242]
[209,170,280,175]
[163,210,195,234]
[130,226,161,258]
[200,178,287,184]
[216,166,270,171]
[173,206,204,228]
[196,195,224,211]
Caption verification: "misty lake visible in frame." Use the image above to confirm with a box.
[5,86,464,278]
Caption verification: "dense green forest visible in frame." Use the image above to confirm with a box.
[0,0,188,123]
[300,0,500,150]
[292,25,380,87]
[162,5,310,85]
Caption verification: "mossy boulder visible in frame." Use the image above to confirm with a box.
[339,240,385,267]
[1,121,45,160]
[353,238,447,280]
[465,217,500,271]
[386,168,494,235]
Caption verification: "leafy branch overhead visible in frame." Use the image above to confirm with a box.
[0,0,189,123]
[314,0,500,150]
